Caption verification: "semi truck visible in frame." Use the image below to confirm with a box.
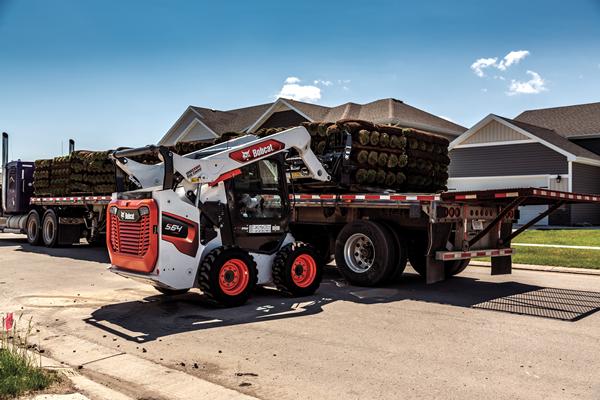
[105,126,600,306]
[0,132,110,246]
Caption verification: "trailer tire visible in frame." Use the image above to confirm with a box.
[272,242,323,297]
[407,233,470,278]
[155,287,190,296]
[26,210,42,246]
[198,246,258,307]
[378,222,408,282]
[42,210,59,248]
[334,220,397,286]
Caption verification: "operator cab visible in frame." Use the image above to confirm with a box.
[225,154,290,253]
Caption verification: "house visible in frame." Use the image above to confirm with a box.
[158,97,467,146]
[448,102,600,226]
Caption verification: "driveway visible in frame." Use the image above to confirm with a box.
[1,233,600,399]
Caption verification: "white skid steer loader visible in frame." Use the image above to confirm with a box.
[107,127,331,307]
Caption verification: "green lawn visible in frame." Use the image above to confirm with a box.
[514,229,600,247]
[476,229,600,269]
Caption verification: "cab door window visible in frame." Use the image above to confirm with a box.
[232,159,285,220]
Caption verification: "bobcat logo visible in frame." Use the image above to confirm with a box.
[241,150,251,160]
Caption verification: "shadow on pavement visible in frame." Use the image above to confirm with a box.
[86,268,600,343]
[0,236,110,263]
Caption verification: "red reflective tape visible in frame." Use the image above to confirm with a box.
[299,194,313,200]
[491,250,500,256]
[476,251,487,257]
[340,195,356,200]
[417,196,436,201]
[390,195,407,201]
[443,253,455,260]
[494,193,507,198]
[365,195,381,200]
[320,194,336,199]
[461,252,471,258]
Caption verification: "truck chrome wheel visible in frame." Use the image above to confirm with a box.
[344,233,375,273]
[43,217,56,244]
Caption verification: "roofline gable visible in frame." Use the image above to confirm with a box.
[246,98,313,133]
[451,114,600,167]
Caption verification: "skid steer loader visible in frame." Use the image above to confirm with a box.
[107,127,331,306]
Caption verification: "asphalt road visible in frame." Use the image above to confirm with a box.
[1,233,600,400]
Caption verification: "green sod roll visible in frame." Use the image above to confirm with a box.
[355,169,368,184]
[370,131,380,146]
[377,152,388,168]
[366,169,377,184]
[358,130,370,146]
[326,124,340,136]
[376,169,386,184]
[316,141,326,154]
[396,172,406,185]
[385,172,396,187]
[367,151,379,166]
[357,150,369,164]
[408,138,419,150]
[387,153,399,169]
[379,132,390,147]
[398,154,408,168]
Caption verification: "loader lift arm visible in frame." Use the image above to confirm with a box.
[110,126,331,191]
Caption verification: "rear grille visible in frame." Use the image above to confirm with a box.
[110,213,151,256]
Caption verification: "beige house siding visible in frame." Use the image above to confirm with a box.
[462,120,529,145]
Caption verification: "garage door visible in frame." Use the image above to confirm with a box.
[447,175,549,225]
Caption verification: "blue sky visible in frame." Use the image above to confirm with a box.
[1,0,599,161]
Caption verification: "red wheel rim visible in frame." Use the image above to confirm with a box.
[291,254,317,288]
[219,259,250,296]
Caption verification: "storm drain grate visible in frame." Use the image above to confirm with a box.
[472,287,600,321]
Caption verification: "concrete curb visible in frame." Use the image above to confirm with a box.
[469,261,600,276]
[39,333,259,400]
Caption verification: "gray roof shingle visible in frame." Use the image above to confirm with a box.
[514,102,600,138]
[186,98,467,137]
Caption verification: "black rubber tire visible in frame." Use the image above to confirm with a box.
[42,209,60,248]
[445,259,471,276]
[155,287,190,296]
[26,210,42,246]
[198,246,258,307]
[379,221,408,282]
[334,220,398,286]
[272,242,323,297]
[407,232,470,278]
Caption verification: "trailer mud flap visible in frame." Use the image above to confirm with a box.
[426,222,452,284]
[492,222,512,275]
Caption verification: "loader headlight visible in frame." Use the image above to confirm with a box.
[109,206,118,215]
[139,206,150,216]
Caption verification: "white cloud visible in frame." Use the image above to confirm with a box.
[498,50,529,71]
[284,76,301,84]
[471,57,498,77]
[471,50,530,77]
[313,79,333,86]
[276,77,321,103]
[507,70,547,95]
[481,88,488,93]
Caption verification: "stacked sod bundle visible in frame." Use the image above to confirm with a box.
[299,120,450,192]
[33,151,117,196]
[33,159,53,196]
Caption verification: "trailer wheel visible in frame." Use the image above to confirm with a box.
[42,210,59,248]
[272,242,323,297]
[155,287,190,296]
[198,246,258,307]
[26,210,42,246]
[407,233,470,278]
[334,220,398,286]
[379,222,408,282]
[445,259,471,276]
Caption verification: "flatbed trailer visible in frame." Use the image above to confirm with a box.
[0,194,111,247]
[289,187,600,285]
